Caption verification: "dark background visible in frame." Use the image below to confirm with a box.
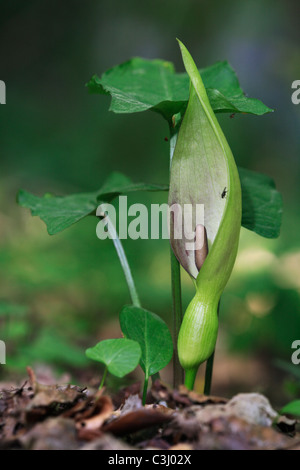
[0,0,299,404]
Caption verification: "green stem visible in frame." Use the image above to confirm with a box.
[170,249,184,388]
[142,375,149,405]
[169,119,184,389]
[99,366,108,390]
[184,368,198,390]
[103,213,164,395]
[204,350,215,395]
[203,301,220,394]
[104,214,141,308]
[103,215,159,393]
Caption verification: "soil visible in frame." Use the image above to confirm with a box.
[0,367,299,451]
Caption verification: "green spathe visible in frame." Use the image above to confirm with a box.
[178,292,218,370]
[171,41,242,388]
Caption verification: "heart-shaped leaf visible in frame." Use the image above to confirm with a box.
[88,58,272,120]
[18,168,282,240]
[239,167,282,238]
[17,172,168,235]
[85,338,141,378]
[119,305,173,379]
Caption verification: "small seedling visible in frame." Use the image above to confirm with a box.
[86,338,141,389]
[120,305,173,403]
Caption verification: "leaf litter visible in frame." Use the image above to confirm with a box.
[0,368,299,450]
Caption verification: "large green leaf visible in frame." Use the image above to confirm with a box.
[87,58,272,120]
[239,167,282,238]
[119,305,173,378]
[18,190,99,236]
[85,338,141,378]
[17,172,168,235]
[17,168,282,239]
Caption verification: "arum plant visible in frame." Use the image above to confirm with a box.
[18,39,282,396]
[169,41,242,390]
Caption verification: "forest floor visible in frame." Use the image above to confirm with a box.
[0,367,299,450]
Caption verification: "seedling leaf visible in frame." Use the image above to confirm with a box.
[85,338,141,378]
[119,305,173,378]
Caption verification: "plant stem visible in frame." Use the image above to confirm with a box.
[204,351,215,395]
[104,214,141,308]
[103,214,160,392]
[203,301,220,395]
[142,375,149,405]
[184,368,198,390]
[170,249,184,388]
[99,366,108,390]
[169,119,184,389]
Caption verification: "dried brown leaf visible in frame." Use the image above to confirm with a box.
[112,382,142,409]
[77,395,114,432]
[178,385,228,405]
[103,408,172,436]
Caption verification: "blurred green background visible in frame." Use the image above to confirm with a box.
[0,0,300,404]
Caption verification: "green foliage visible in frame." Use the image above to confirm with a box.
[280,400,300,417]
[88,58,273,120]
[17,168,282,240]
[5,321,30,340]
[119,305,173,378]
[17,190,99,237]
[22,330,89,367]
[15,49,283,392]
[0,302,27,317]
[239,168,282,238]
[86,338,141,378]
[18,172,167,235]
